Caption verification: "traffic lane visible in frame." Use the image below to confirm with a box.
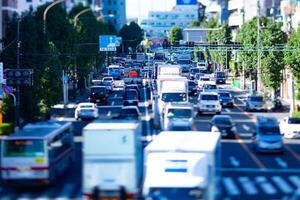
[98,106,122,118]
[72,121,91,136]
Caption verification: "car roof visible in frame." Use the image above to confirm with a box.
[256,116,278,125]
[200,91,218,95]
[212,115,232,120]
[78,103,95,106]
[121,106,139,110]
[91,86,106,88]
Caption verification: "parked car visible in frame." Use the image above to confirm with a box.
[89,86,108,105]
[75,103,99,120]
[245,95,266,112]
[118,106,141,119]
[279,117,300,139]
[188,80,198,96]
[252,116,283,153]
[219,91,234,108]
[123,89,139,106]
[210,115,236,139]
[197,92,222,115]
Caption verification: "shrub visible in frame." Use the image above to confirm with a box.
[0,123,14,135]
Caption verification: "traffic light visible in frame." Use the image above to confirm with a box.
[5,69,33,87]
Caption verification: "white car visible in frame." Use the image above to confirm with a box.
[102,76,114,91]
[202,82,218,93]
[279,117,300,139]
[197,92,221,115]
[75,103,99,120]
[197,62,207,70]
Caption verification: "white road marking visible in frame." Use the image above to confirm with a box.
[289,175,300,188]
[114,93,117,98]
[275,157,288,168]
[221,168,300,173]
[107,111,112,117]
[238,177,258,195]
[237,98,246,106]
[229,156,240,167]
[271,176,293,194]
[242,125,250,131]
[255,176,277,195]
[111,101,115,106]
[54,183,75,199]
[222,177,240,196]
[225,108,231,113]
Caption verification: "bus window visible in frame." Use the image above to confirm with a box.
[3,139,44,157]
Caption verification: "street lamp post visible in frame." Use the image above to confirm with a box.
[257,0,262,92]
[43,0,65,34]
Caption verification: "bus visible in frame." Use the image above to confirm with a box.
[0,121,75,186]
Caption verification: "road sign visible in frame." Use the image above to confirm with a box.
[99,35,117,51]
[0,63,3,84]
[6,69,33,87]
[3,85,13,95]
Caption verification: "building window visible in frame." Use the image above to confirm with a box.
[113,10,117,15]
[108,10,112,14]
[108,0,111,5]
[113,0,116,5]
[114,19,117,24]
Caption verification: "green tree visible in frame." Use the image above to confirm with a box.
[119,22,144,53]
[169,26,183,46]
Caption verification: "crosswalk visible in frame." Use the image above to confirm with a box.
[222,175,300,197]
[0,182,81,200]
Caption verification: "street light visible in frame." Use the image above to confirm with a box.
[43,0,65,34]
[73,6,102,26]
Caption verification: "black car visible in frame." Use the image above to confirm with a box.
[210,115,236,139]
[215,71,226,84]
[219,92,234,108]
[89,86,108,105]
[188,80,198,96]
[123,89,139,106]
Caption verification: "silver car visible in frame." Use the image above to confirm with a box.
[246,95,266,112]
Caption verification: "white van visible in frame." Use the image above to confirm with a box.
[198,92,222,115]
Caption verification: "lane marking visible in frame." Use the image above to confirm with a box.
[114,93,117,98]
[238,177,258,195]
[284,145,300,162]
[220,168,300,173]
[225,108,231,113]
[289,176,300,188]
[229,156,240,167]
[255,176,277,195]
[275,157,288,168]
[242,125,250,131]
[222,177,240,196]
[111,101,115,106]
[271,176,293,194]
[55,183,76,199]
[107,111,112,117]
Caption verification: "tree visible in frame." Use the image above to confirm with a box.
[236,17,287,92]
[169,26,183,46]
[118,22,144,53]
[284,26,300,99]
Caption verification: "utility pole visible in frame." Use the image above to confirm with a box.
[16,18,21,127]
[256,0,262,92]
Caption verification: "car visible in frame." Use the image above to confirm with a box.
[252,116,283,153]
[197,77,210,89]
[123,89,139,106]
[197,92,222,115]
[188,80,198,96]
[88,86,108,105]
[218,91,234,108]
[162,102,195,131]
[102,77,114,91]
[245,95,266,112]
[279,117,300,139]
[74,103,99,120]
[202,83,218,93]
[210,115,236,139]
[118,106,141,119]
[215,71,226,84]
[197,62,207,70]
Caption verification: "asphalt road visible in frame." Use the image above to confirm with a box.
[1,83,299,200]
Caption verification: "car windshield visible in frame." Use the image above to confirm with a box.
[120,109,138,116]
[169,126,192,131]
[167,108,192,118]
[214,117,232,126]
[162,93,187,102]
[201,94,218,100]
[103,78,112,81]
[91,87,106,94]
[80,105,93,108]
[288,118,300,124]
[259,126,280,135]
[190,68,200,74]
[3,140,44,157]
[219,93,231,98]
[216,72,225,78]
[188,81,197,87]
[204,84,217,90]
[250,96,263,102]
[177,60,190,65]
[200,77,210,81]
[126,91,138,98]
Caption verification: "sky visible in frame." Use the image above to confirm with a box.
[126,0,176,20]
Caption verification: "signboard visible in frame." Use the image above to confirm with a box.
[5,69,33,87]
[99,35,117,51]
[0,63,3,84]
[176,0,197,5]
[3,85,13,95]
[116,37,122,47]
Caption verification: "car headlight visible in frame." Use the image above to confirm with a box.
[231,127,236,132]
[211,126,220,133]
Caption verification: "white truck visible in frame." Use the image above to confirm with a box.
[157,77,188,114]
[157,64,181,79]
[143,131,221,200]
[82,120,143,200]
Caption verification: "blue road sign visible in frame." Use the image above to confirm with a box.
[99,35,117,51]
[176,0,197,5]
[3,85,13,95]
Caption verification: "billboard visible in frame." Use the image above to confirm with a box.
[99,35,117,51]
[177,0,197,5]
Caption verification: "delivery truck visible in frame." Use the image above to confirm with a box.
[83,120,143,200]
[143,131,221,200]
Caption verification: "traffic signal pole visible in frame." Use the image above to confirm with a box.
[16,18,20,127]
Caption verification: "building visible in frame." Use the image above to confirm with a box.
[140,0,199,37]
[182,27,207,43]
[100,0,126,32]
[204,0,228,23]
[280,0,300,32]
